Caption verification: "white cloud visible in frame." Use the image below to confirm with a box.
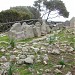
[0,0,35,11]
[0,0,74,21]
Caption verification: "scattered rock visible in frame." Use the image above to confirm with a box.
[1,62,10,70]
[54,69,62,74]
[66,72,72,75]
[0,70,4,75]
[17,59,25,65]
[16,45,22,49]
[68,47,74,52]
[71,66,75,75]
[31,47,39,53]
[22,23,34,39]
[0,56,7,62]
[51,48,60,54]
[45,69,51,73]
[54,65,62,69]
[43,61,47,65]
[27,55,35,60]
[22,47,29,52]
[43,54,49,61]
[24,57,34,64]
[10,55,16,62]
[33,26,41,37]
[19,55,26,59]
[0,48,6,52]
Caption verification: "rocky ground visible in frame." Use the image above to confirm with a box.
[0,29,75,75]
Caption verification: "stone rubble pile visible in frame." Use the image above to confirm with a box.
[0,36,74,75]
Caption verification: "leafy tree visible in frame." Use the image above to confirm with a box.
[0,9,20,23]
[34,0,69,21]
[11,6,41,19]
[0,6,41,32]
[27,6,41,19]
[34,0,43,11]
[10,6,33,19]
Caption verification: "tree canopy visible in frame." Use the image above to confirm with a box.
[34,0,69,21]
[0,6,41,23]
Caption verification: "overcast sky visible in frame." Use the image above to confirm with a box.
[0,0,74,21]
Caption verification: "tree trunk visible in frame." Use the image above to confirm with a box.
[46,10,50,21]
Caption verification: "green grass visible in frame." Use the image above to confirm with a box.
[0,29,75,75]
[18,38,34,43]
[0,35,9,42]
[16,65,32,75]
[0,51,5,57]
[17,37,39,43]
[0,35,9,48]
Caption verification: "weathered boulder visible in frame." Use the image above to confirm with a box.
[10,23,22,32]
[22,22,34,39]
[70,17,75,28]
[1,62,10,70]
[19,55,26,59]
[51,48,60,54]
[46,25,51,33]
[0,56,7,62]
[24,57,34,64]
[10,55,16,62]
[0,48,6,52]
[27,55,35,60]
[43,54,49,61]
[66,72,72,75]
[33,26,41,37]
[8,23,25,39]
[54,69,62,74]
[17,59,25,65]
[15,31,25,39]
[41,23,47,36]
[35,22,41,27]
[22,47,29,52]
[8,30,16,39]
[72,66,75,75]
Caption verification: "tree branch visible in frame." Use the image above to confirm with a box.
[42,10,59,18]
[48,15,60,19]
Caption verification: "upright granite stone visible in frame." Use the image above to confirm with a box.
[41,20,47,36]
[8,23,25,39]
[10,23,22,32]
[33,22,41,37]
[22,22,34,39]
[8,20,51,40]
[46,25,51,33]
[33,26,41,37]
[70,17,75,28]
[35,22,41,27]
[15,31,25,39]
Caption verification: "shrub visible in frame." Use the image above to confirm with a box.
[9,39,15,49]
[48,35,56,44]
[8,64,13,75]
[59,60,65,66]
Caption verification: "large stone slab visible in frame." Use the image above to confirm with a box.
[22,22,34,39]
[15,31,25,39]
[35,22,41,27]
[70,17,75,28]
[41,20,47,36]
[33,26,41,37]
[8,20,51,40]
[46,25,51,33]
[8,23,25,39]
[10,23,22,32]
